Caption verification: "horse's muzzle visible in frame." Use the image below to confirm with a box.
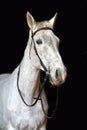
[49,67,67,86]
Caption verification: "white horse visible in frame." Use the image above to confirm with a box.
[0,12,67,130]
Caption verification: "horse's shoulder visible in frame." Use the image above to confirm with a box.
[0,74,10,78]
[0,74,11,86]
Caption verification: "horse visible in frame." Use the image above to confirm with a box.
[0,11,67,130]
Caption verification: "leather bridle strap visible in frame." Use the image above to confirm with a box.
[32,27,53,37]
[31,27,53,72]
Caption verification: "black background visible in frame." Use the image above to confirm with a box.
[0,0,87,129]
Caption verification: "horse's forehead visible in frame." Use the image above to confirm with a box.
[39,31,56,40]
[43,31,55,41]
[35,31,55,43]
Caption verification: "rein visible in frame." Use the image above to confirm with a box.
[17,64,49,107]
[17,27,59,119]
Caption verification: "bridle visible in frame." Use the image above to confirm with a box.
[17,27,59,119]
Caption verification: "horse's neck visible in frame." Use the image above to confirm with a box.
[18,30,40,103]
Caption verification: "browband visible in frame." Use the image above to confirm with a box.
[32,27,53,37]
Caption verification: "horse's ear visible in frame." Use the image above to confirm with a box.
[49,13,57,28]
[26,11,36,30]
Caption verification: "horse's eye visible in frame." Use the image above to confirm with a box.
[36,39,42,45]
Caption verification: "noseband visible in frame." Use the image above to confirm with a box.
[17,27,59,119]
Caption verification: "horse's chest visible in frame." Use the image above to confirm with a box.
[12,102,45,130]
[28,106,44,128]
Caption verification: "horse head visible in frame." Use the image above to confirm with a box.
[26,12,67,86]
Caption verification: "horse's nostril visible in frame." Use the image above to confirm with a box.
[55,69,59,79]
[55,69,62,80]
